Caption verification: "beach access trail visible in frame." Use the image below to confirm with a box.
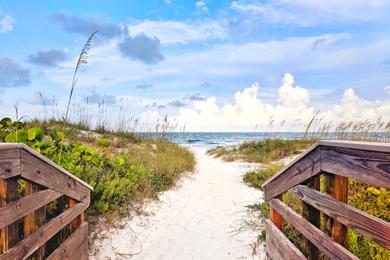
[91,146,265,259]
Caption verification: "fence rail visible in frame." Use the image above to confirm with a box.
[263,140,390,259]
[0,143,92,259]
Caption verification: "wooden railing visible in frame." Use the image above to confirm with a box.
[0,143,92,259]
[262,140,390,259]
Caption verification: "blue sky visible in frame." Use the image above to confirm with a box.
[1,0,390,131]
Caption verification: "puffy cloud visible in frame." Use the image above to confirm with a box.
[278,73,309,106]
[127,20,226,45]
[83,91,117,105]
[119,33,164,64]
[28,49,66,67]
[53,13,121,39]
[0,58,31,88]
[0,12,14,33]
[175,73,390,131]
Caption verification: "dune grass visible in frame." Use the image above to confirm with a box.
[208,138,316,163]
[1,117,195,220]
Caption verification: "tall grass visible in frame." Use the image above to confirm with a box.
[65,31,97,122]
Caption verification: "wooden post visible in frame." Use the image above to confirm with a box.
[270,195,283,229]
[302,175,320,260]
[69,199,83,233]
[24,181,46,259]
[325,173,348,246]
[0,177,20,253]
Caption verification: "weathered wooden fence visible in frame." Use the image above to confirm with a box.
[262,140,390,259]
[0,143,92,259]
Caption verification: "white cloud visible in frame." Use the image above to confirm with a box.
[174,73,390,131]
[230,0,390,26]
[45,32,389,96]
[127,20,226,45]
[196,0,208,12]
[0,12,15,33]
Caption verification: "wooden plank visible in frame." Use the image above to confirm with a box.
[0,143,92,190]
[265,219,306,260]
[319,140,390,153]
[0,149,20,178]
[23,181,47,260]
[321,146,390,189]
[302,176,320,259]
[290,184,390,250]
[270,195,283,229]
[268,199,358,260]
[0,189,61,229]
[0,202,88,259]
[46,222,88,260]
[263,147,321,201]
[69,199,82,233]
[325,174,348,247]
[21,150,90,203]
[0,188,61,229]
[0,177,20,253]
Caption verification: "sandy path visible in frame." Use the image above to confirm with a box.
[91,146,265,260]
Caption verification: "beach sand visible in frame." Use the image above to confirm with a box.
[91,146,266,259]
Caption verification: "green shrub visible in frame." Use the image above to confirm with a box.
[0,118,194,218]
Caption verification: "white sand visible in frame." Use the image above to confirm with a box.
[90,146,266,260]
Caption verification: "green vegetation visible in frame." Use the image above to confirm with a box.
[207,139,315,163]
[0,117,195,219]
[220,135,390,260]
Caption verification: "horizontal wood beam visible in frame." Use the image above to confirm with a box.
[0,149,20,179]
[321,146,390,189]
[0,189,62,230]
[265,219,306,260]
[46,222,88,260]
[268,198,358,260]
[290,184,390,249]
[0,202,88,259]
[21,150,90,203]
[263,147,321,201]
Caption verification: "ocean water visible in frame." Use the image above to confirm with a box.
[164,132,307,147]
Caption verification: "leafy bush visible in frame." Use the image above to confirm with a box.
[0,117,194,218]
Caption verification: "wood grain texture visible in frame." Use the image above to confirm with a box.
[263,147,321,201]
[46,222,88,260]
[21,150,90,203]
[321,146,390,189]
[0,189,61,230]
[302,176,320,260]
[0,149,20,178]
[268,198,358,260]
[0,177,20,253]
[23,182,47,260]
[0,203,87,259]
[325,174,348,247]
[265,219,306,260]
[290,184,390,250]
[0,143,92,190]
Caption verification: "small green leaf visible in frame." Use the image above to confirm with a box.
[5,132,16,142]
[16,130,27,143]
